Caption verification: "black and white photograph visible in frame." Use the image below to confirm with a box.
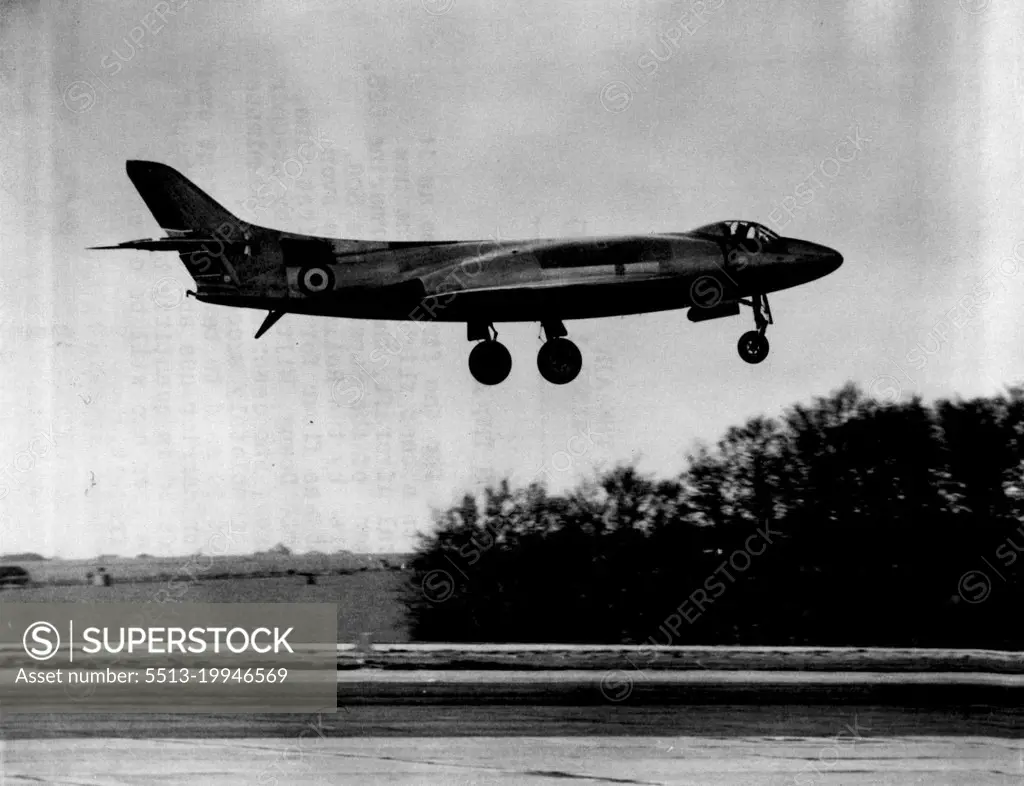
[1,0,1022,782]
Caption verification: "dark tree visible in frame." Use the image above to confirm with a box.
[403,384,1024,650]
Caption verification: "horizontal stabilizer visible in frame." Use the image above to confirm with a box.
[89,237,242,252]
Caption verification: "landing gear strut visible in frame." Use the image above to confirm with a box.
[737,293,772,364]
[537,320,582,385]
[467,323,512,385]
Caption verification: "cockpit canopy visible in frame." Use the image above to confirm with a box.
[693,221,783,251]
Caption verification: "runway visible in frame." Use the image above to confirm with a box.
[2,734,1020,785]
[2,670,1020,784]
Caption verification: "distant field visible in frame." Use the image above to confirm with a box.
[7,571,412,643]
[0,552,408,585]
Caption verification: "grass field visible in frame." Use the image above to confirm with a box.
[5,571,412,643]
[0,552,404,585]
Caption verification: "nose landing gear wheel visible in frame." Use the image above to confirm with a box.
[469,340,512,385]
[738,331,769,364]
[538,337,582,384]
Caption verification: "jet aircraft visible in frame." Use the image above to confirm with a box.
[94,161,843,385]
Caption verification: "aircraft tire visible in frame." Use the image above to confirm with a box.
[537,338,582,384]
[738,331,770,364]
[469,341,512,385]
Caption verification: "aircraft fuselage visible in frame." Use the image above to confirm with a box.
[100,160,845,384]
[195,232,842,324]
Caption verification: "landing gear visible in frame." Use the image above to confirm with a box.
[537,320,582,385]
[465,320,583,385]
[467,323,511,385]
[738,331,769,364]
[737,293,773,364]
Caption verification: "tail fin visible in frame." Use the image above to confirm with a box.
[126,160,249,235]
[124,160,266,295]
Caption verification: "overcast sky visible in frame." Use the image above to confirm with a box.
[2,0,1022,558]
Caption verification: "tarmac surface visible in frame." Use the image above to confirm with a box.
[2,735,1021,785]
[2,671,1021,784]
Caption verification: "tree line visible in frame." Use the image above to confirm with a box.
[403,383,1023,650]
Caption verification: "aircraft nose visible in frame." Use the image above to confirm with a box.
[819,246,843,274]
[792,241,843,275]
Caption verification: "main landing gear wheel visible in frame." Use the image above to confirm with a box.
[537,320,582,385]
[538,338,582,385]
[468,324,512,385]
[469,341,512,385]
[737,331,770,364]
[736,293,773,364]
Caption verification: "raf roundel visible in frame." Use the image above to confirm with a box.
[298,266,335,296]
